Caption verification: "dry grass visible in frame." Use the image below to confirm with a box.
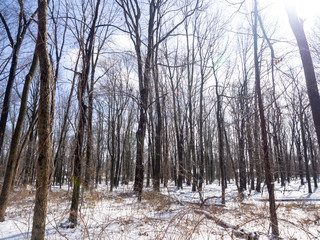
[1,183,320,240]
[141,190,172,212]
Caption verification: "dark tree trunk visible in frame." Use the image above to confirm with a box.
[214,70,225,204]
[254,0,279,236]
[247,122,255,191]
[295,131,304,186]
[238,123,246,193]
[162,94,169,188]
[254,96,262,193]
[23,113,37,186]
[300,113,312,193]
[0,7,36,156]
[132,1,156,199]
[224,129,240,195]
[186,23,197,191]
[198,63,205,191]
[152,54,162,192]
[84,64,95,190]
[285,2,320,154]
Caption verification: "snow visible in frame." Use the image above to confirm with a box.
[0,180,319,239]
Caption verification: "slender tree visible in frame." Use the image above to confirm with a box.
[68,0,101,227]
[253,0,279,236]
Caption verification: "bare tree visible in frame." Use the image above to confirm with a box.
[68,0,102,227]
[117,0,200,198]
[253,0,278,236]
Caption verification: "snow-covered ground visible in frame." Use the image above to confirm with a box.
[0,180,319,239]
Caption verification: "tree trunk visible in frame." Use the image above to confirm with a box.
[300,112,312,193]
[162,94,169,188]
[133,1,156,199]
[285,1,320,154]
[295,130,304,186]
[214,69,225,205]
[69,0,101,226]
[305,116,318,188]
[254,95,262,192]
[0,51,38,221]
[31,0,53,238]
[152,54,162,192]
[254,0,279,236]
[0,6,36,155]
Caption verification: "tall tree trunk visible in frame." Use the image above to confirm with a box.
[214,70,225,205]
[152,51,162,192]
[198,62,205,191]
[254,95,262,192]
[300,112,312,193]
[31,0,53,238]
[247,120,255,191]
[254,0,279,236]
[84,68,94,190]
[305,116,318,188]
[0,51,38,221]
[238,119,246,193]
[133,1,156,199]
[186,22,197,191]
[69,0,101,226]
[258,14,286,187]
[295,127,304,186]
[162,93,169,188]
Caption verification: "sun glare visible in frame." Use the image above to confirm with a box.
[295,0,320,20]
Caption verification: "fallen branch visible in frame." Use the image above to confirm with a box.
[193,209,260,240]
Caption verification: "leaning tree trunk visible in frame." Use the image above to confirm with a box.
[31,0,53,238]
[0,51,38,222]
[285,1,320,154]
[0,6,36,155]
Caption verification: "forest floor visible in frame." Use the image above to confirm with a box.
[0,180,319,240]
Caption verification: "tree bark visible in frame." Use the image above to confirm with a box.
[31,0,53,238]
